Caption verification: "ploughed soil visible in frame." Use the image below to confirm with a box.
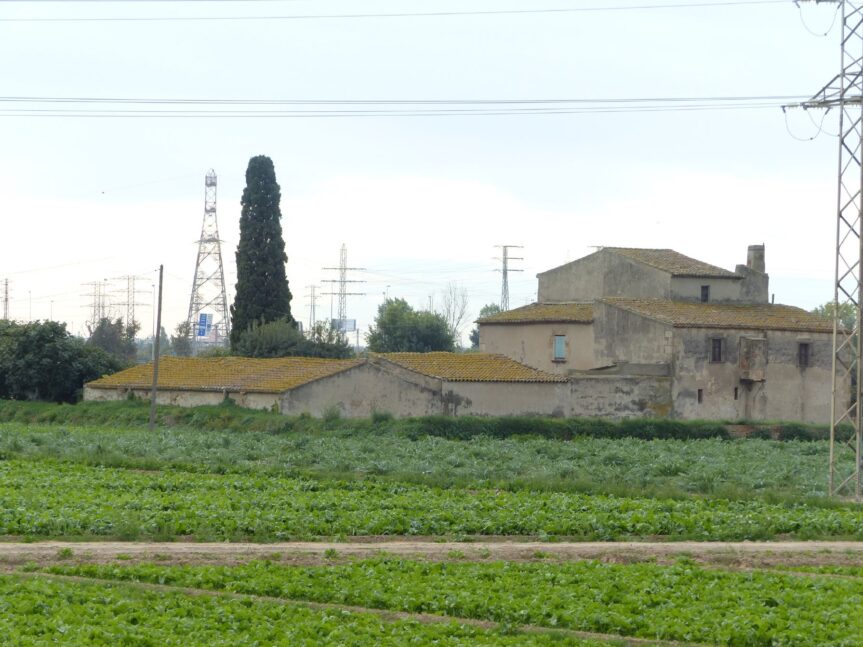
[1,539,863,570]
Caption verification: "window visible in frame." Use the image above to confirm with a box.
[734,387,739,401]
[697,389,704,404]
[553,335,566,361]
[798,342,811,368]
[700,285,710,303]
[710,338,724,363]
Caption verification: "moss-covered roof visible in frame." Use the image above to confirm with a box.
[376,352,567,383]
[86,356,363,393]
[602,298,834,333]
[605,248,739,278]
[477,302,593,325]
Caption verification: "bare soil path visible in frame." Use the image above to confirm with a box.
[2,539,863,569]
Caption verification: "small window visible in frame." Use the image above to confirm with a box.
[700,285,710,303]
[710,338,724,363]
[697,389,704,404]
[553,335,566,361]
[734,387,739,401]
[798,342,811,368]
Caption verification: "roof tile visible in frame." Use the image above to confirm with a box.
[377,352,567,383]
[606,248,739,278]
[478,302,593,325]
[87,356,363,392]
[602,298,834,333]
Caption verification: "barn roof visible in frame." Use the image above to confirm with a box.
[477,302,594,325]
[86,356,363,393]
[376,352,567,383]
[601,298,834,333]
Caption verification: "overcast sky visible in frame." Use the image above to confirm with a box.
[0,0,846,344]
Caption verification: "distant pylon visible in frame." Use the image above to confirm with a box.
[186,170,231,350]
[322,243,365,332]
[305,285,319,335]
[495,245,523,311]
[2,279,9,320]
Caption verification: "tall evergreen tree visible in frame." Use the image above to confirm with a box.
[230,155,293,347]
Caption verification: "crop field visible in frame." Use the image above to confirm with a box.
[2,402,863,645]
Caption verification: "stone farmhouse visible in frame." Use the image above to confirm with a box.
[86,245,843,423]
[478,245,844,423]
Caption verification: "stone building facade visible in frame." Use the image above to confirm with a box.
[479,245,845,424]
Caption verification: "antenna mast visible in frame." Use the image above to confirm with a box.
[186,170,231,351]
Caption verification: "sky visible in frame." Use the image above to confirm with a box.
[0,0,847,345]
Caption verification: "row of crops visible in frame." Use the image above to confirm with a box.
[2,459,863,540]
[18,557,863,646]
[1,575,600,647]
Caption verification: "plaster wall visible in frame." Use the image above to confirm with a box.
[670,277,742,302]
[478,322,595,373]
[83,387,228,408]
[446,381,571,417]
[282,362,443,418]
[537,250,671,302]
[593,302,673,368]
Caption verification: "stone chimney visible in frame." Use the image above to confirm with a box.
[747,244,765,274]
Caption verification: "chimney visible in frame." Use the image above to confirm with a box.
[747,244,765,274]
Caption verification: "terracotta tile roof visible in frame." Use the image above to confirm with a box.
[605,248,739,278]
[376,352,567,383]
[477,302,593,325]
[602,298,834,333]
[86,356,363,393]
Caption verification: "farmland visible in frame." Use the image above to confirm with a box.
[2,401,863,645]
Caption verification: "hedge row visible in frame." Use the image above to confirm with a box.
[0,398,841,442]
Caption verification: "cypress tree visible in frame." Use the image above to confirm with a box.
[230,155,293,348]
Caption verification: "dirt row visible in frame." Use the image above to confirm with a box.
[2,539,863,569]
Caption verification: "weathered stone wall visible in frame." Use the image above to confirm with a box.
[83,386,229,408]
[569,375,673,419]
[671,327,841,423]
[478,322,595,373]
[537,250,671,303]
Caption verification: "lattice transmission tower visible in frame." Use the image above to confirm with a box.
[322,243,365,333]
[186,170,231,350]
[795,0,863,499]
[495,245,523,312]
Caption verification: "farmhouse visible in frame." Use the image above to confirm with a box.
[478,245,845,423]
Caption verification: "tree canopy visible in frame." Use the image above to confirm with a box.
[366,298,455,353]
[470,303,502,349]
[230,155,293,348]
[233,319,353,359]
[87,317,139,365]
[0,320,122,403]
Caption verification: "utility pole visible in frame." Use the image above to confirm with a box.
[2,279,8,320]
[495,245,523,312]
[322,243,366,334]
[186,170,231,351]
[305,284,319,335]
[791,0,862,499]
[149,264,164,432]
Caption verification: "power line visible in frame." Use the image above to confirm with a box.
[0,0,791,22]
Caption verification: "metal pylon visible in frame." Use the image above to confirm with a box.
[186,170,231,349]
[798,0,863,499]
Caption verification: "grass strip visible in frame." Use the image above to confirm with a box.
[43,558,863,647]
[0,573,607,646]
[2,459,863,541]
